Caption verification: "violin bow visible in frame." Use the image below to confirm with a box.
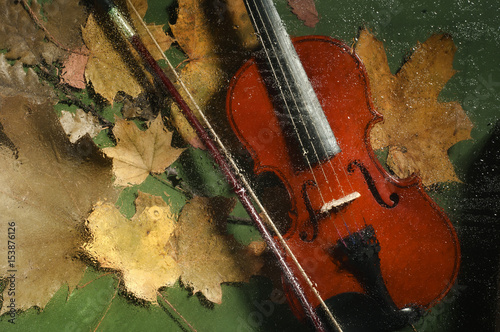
[87,0,342,330]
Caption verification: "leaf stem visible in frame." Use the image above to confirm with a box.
[157,291,198,332]
[150,173,193,199]
[19,0,88,55]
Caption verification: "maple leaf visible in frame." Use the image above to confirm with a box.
[103,116,185,187]
[288,0,319,28]
[0,57,116,315]
[83,194,263,305]
[0,94,117,314]
[84,192,181,303]
[82,0,172,103]
[177,196,264,304]
[0,0,86,66]
[355,30,473,185]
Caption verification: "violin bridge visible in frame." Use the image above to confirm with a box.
[320,192,360,213]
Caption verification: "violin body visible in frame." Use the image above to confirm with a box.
[227,36,460,330]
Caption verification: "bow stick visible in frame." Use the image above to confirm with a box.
[86,0,343,330]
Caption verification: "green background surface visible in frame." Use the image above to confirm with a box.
[1,0,500,331]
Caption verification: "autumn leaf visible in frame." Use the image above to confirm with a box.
[0,93,117,314]
[125,0,174,61]
[288,0,319,28]
[168,0,257,149]
[103,116,185,187]
[355,30,473,185]
[0,54,55,104]
[168,0,221,148]
[60,46,89,89]
[0,57,115,314]
[83,194,263,305]
[84,192,181,303]
[59,109,102,143]
[42,0,88,51]
[82,0,172,103]
[177,196,263,304]
[0,0,86,66]
[82,13,145,104]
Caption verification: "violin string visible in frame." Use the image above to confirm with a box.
[249,0,356,235]
[255,0,366,235]
[248,0,332,214]
[125,1,341,330]
[248,0,327,207]
[246,0,354,326]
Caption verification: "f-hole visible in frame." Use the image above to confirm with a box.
[347,160,399,209]
[300,180,319,242]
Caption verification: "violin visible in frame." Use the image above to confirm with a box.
[92,0,460,330]
[225,0,460,330]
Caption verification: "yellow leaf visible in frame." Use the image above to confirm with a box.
[355,30,473,185]
[84,193,263,304]
[84,192,181,303]
[82,0,172,103]
[103,116,185,187]
[82,13,143,103]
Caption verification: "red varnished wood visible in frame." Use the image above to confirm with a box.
[227,36,460,316]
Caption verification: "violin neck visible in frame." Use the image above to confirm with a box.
[244,0,341,164]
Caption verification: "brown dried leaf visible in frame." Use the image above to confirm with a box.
[355,30,473,185]
[116,92,156,120]
[42,0,88,51]
[0,95,117,314]
[84,192,181,302]
[0,0,59,65]
[0,54,55,104]
[170,0,213,60]
[288,0,319,28]
[177,196,263,304]
[103,116,185,187]
[224,0,259,50]
[126,0,174,61]
[168,0,223,148]
[0,0,86,66]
